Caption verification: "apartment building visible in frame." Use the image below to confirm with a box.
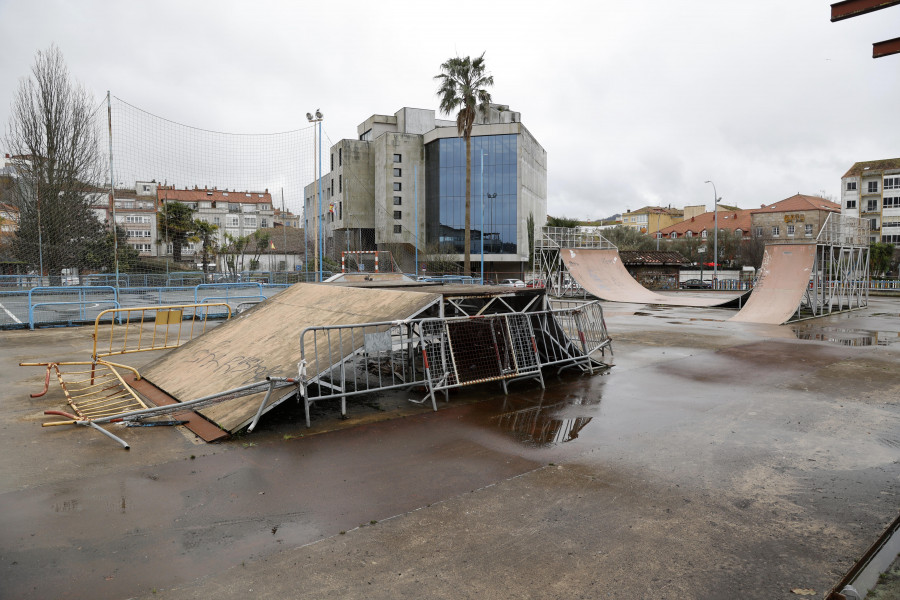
[841,158,900,244]
[156,185,274,259]
[89,182,160,257]
[621,206,684,234]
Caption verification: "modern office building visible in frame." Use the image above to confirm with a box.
[304,104,547,277]
[841,158,900,244]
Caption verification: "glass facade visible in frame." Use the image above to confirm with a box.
[425,134,517,254]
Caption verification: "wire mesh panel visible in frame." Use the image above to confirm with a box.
[420,313,545,400]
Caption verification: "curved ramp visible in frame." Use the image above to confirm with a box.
[730,244,816,324]
[560,248,749,308]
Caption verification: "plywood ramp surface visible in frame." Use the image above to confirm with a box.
[730,244,816,324]
[561,248,749,307]
[140,284,441,434]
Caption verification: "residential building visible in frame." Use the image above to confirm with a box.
[90,182,160,257]
[621,206,684,234]
[304,104,546,277]
[156,185,275,259]
[0,201,20,274]
[657,209,753,240]
[841,158,900,244]
[274,208,300,228]
[750,194,840,241]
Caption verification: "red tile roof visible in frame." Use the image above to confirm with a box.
[619,250,691,266]
[658,209,753,237]
[750,194,839,214]
[157,185,272,205]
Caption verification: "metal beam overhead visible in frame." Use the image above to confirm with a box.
[874,36,900,58]
[831,0,900,22]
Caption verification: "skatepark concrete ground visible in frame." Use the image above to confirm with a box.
[1,295,900,599]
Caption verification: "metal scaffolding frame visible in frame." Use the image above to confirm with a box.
[535,227,615,297]
[795,213,870,321]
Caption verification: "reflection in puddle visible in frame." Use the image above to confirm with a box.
[490,393,601,447]
[792,325,900,347]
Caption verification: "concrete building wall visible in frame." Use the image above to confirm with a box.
[684,205,706,220]
[396,108,435,135]
[333,139,375,230]
[373,133,424,246]
[518,124,547,262]
[357,114,398,141]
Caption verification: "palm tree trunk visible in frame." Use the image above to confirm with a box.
[464,134,472,276]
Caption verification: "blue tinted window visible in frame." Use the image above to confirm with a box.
[424,134,517,254]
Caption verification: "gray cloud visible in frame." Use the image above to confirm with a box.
[1,0,897,220]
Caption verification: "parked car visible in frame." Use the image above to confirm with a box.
[524,279,545,288]
[680,279,712,289]
[499,279,526,288]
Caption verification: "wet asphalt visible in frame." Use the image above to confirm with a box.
[1,296,899,599]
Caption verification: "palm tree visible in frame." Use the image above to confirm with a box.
[434,53,494,276]
[189,219,219,278]
[157,201,195,263]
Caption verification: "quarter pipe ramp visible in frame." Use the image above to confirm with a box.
[560,248,749,308]
[730,244,817,325]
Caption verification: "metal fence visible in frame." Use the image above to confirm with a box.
[298,302,612,427]
[0,282,286,330]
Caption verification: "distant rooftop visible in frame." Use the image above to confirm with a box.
[842,158,900,178]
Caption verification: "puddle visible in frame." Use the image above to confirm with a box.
[791,325,900,347]
[488,391,602,448]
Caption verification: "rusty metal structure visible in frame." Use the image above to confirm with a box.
[831,0,900,58]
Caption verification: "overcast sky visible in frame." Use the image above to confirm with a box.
[1,0,897,220]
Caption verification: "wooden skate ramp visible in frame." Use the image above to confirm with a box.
[561,248,749,308]
[139,284,441,435]
[730,244,817,325]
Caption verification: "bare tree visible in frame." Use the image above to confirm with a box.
[4,45,105,282]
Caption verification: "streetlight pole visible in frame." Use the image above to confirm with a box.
[655,208,662,251]
[480,152,484,285]
[307,110,324,282]
[704,180,720,286]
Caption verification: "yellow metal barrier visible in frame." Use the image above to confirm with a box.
[19,361,149,421]
[92,303,231,361]
[21,303,231,430]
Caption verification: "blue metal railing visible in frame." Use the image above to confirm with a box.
[1,282,287,330]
